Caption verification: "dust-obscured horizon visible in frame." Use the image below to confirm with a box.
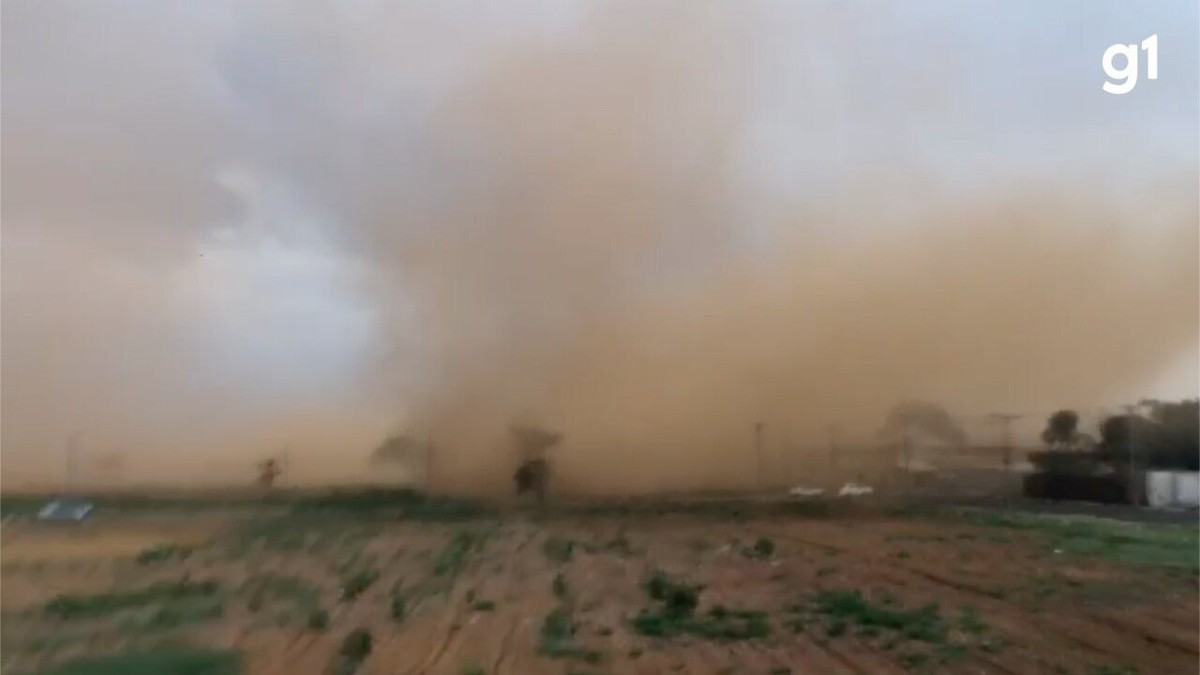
[2,2,1197,493]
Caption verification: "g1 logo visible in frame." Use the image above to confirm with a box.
[1102,34,1158,95]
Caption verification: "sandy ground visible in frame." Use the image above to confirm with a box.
[1,508,1196,675]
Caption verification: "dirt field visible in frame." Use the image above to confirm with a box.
[1,498,1196,675]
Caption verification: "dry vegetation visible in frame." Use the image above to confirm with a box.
[1,491,1196,675]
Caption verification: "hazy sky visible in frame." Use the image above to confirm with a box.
[2,1,1197,488]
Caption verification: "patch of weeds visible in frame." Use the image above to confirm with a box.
[898,651,929,669]
[627,647,643,659]
[543,537,575,564]
[785,615,806,633]
[471,599,495,611]
[955,509,1199,572]
[607,531,634,556]
[241,573,319,613]
[596,626,612,636]
[307,608,330,630]
[742,537,775,559]
[135,544,195,565]
[538,608,603,663]
[980,637,1006,653]
[1092,667,1138,675]
[390,592,407,622]
[825,618,847,637]
[893,550,911,560]
[810,589,947,643]
[936,644,969,663]
[770,668,792,675]
[553,572,568,598]
[634,572,768,641]
[957,606,988,635]
[644,571,700,616]
[340,569,379,601]
[338,628,372,673]
[45,579,220,620]
[120,596,224,631]
[434,531,484,578]
[24,648,242,675]
[816,566,838,577]
[460,666,486,675]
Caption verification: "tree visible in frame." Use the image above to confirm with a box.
[369,433,422,467]
[510,424,562,501]
[510,424,562,460]
[1095,402,1200,471]
[878,401,967,447]
[257,458,281,488]
[1040,410,1080,449]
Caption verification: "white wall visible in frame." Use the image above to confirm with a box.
[1145,471,1200,509]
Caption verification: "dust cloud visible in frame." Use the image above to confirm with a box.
[2,1,1197,493]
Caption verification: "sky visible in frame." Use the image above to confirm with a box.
[2,1,1197,491]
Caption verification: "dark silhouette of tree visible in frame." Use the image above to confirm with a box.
[1041,410,1079,449]
[878,401,967,447]
[369,433,422,467]
[510,424,562,501]
[510,424,562,460]
[257,458,281,488]
[1095,401,1199,471]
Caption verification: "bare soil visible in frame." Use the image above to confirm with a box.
[2,505,1195,675]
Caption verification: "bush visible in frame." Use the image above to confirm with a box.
[340,628,373,661]
[307,609,330,630]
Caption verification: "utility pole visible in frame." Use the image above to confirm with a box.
[754,422,765,493]
[988,414,1022,504]
[828,424,839,471]
[425,432,435,494]
[1122,404,1140,505]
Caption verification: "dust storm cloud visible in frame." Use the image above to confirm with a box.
[2,1,1197,492]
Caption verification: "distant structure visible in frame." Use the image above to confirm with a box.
[256,458,282,489]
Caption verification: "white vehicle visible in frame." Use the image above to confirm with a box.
[37,498,94,522]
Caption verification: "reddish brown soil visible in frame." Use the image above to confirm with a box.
[2,510,1195,675]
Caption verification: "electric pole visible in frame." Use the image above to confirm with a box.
[988,413,1022,504]
[754,422,765,492]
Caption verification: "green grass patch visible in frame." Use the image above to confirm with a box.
[538,608,603,662]
[307,609,330,630]
[22,648,241,675]
[957,606,988,635]
[553,572,568,598]
[338,628,372,673]
[634,572,769,640]
[45,579,220,620]
[434,531,485,577]
[742,537,775,559]
[810,589,947,643]
[955,510,1199,572]
[135,544,195,565]
[340,569,379,601]
[542,537,575,563]
[1092,666,1138,675]
[241,573,319,612]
